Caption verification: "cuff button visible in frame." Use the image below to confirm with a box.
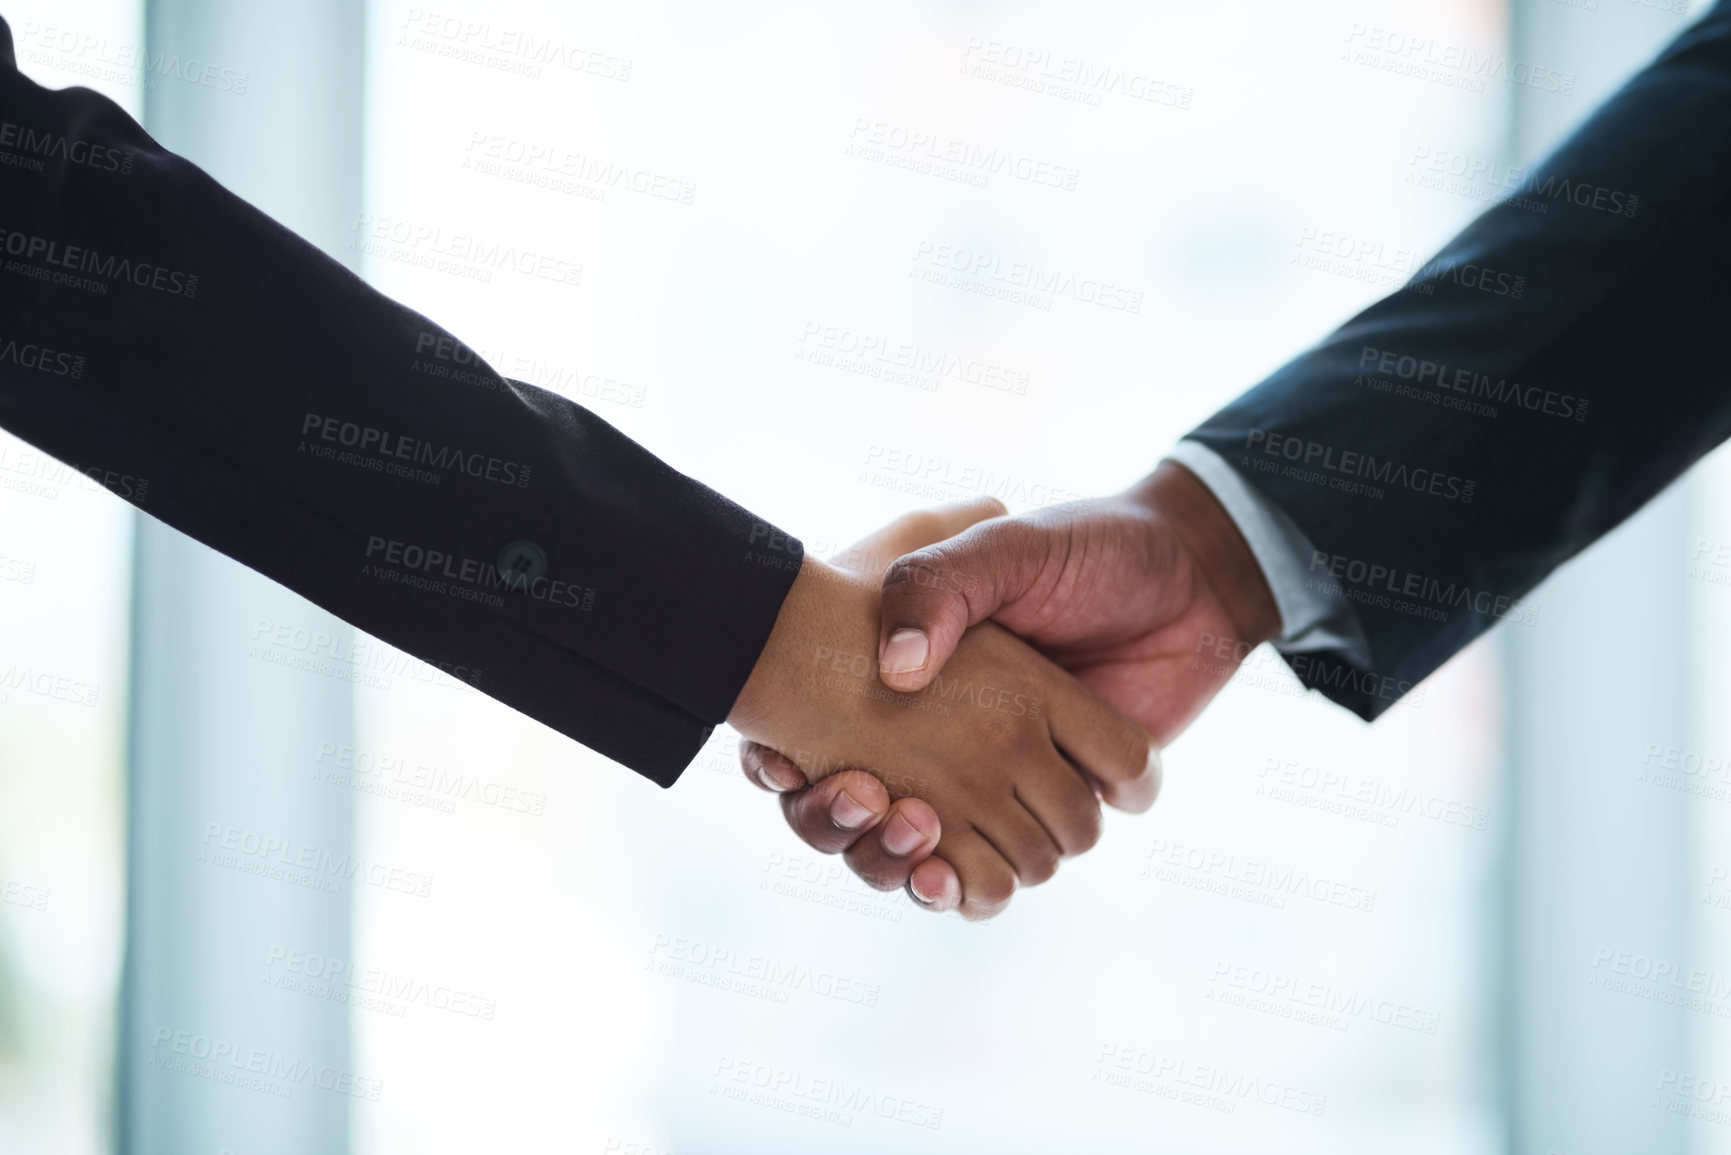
[496,540,549,592]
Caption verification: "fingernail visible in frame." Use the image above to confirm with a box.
[1149,745,1165,802]
[882,813,925,856]
[881,629,929,675]
[831,791,874,830]
[909,876,937,905]
[760,761,804,792]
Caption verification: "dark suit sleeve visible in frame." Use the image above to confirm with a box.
[0,19,801,786]
[1186,1,1731,718]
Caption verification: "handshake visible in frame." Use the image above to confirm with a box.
[725,461,1281,921]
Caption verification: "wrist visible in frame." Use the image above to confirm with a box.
[1127,460,1280,648]
[727,555,874,747]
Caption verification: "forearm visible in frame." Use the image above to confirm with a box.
[0,20,800,783]
[1186,2,1731,714]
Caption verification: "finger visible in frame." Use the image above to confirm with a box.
[778,770,894,855]
[828,497,1008,576]
[937,825,1019,922]
[1012,758,1104,858]
[1043,667,1163,815]
[908,856,961,913]
[877,519,1049,693]
[739,739,812,793]
[842,797,941,890]
[980,806,1064,888]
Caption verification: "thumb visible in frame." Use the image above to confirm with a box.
[878,518,1048,693]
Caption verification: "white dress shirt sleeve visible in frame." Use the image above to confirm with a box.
[1164,439,1371,665]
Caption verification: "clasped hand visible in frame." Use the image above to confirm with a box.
[725,464,1279,920]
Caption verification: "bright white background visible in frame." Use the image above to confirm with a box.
[0,0,1718,1151]
[353,1,1507,1151]
[0,2,141,1152]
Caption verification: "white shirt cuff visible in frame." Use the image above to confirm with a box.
[1164,440,1371,665]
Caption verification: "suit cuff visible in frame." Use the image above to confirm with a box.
[1166,440,1371,665]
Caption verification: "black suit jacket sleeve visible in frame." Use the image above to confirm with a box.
[1186,1,1731,719]
[0,18,801,786]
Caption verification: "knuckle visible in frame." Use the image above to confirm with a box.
[736,743,765,781]
[836,769,888,804]
[893,511,947,544]
[1109,726,1151,782]
[977,871,1017,909]
[976,716,1022,753]
[1070,806,1104,855]
[788,795,845,845]
[961,890,1011,921]
[845,853,906,892]
[882,552,942,599]
[887,796,933,835]
[1021,851,1060,886]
